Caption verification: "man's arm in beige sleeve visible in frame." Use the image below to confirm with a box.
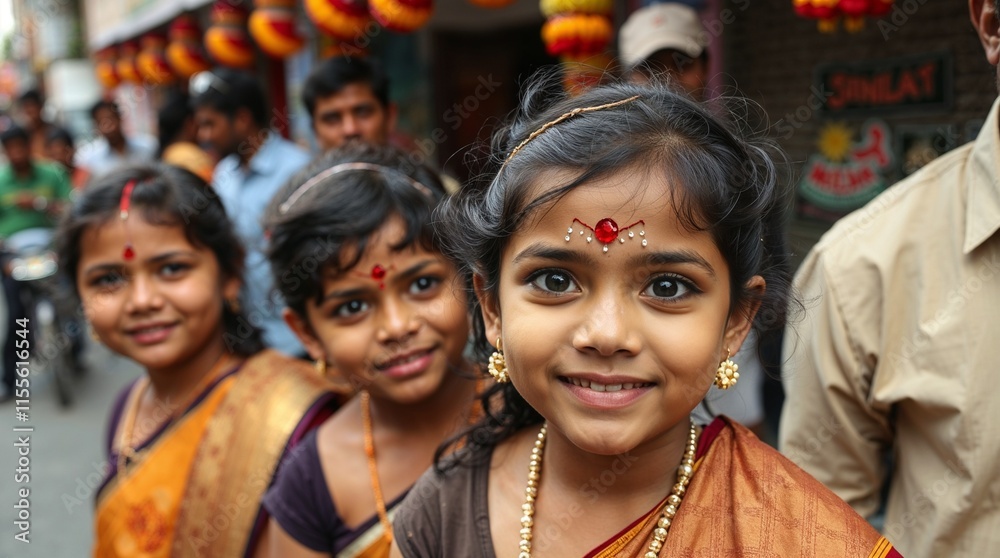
[779,248,892,519]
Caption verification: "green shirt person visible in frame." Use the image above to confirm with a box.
[0,126,71,238]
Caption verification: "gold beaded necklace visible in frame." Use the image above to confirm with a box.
[518,422,699,558]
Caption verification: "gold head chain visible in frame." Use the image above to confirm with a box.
[499,94,642,173]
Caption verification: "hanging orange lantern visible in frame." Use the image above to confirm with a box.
[167,15,212,79]
[540,0,612,94]
[540,0,612,17]
[115,41,142,84]
[793,0,895,32]
[205,1,256,69]
[541,14,613,57]
[137,32,176,86]
[94,46,121,90]
[369,0,432,33]
[249,0,305,58]
[306,0,371,42]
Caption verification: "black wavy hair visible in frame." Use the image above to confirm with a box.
[191,68,269,127]
[56,163,265,357]
[263,143,448,319]
[436,74,794,469]
[157,90,193,158]
[302,56,390,117]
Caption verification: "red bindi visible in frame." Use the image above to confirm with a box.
[593,218,619,244]
[566,217,646,253]
[371,265,386,280]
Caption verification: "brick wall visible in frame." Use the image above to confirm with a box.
[722,0,997,260]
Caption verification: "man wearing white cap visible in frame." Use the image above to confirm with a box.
[619,2,711,100]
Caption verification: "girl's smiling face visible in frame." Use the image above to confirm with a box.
[479,167,763,456]
[290,217,470,404]
[77,216,240,372]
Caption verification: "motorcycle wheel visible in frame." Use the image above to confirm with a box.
[36,299,74,408]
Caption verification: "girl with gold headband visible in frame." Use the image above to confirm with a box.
[56,165,344,557]
[388,78,904,557]
[259,144,483,557]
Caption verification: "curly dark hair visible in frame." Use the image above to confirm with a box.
[263,143,449,320]
[436,74,794,469]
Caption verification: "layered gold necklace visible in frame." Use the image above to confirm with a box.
[518,422,699,558]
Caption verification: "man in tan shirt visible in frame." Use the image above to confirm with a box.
[780,2,1000,556]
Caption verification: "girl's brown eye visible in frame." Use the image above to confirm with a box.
[531,271,576,293]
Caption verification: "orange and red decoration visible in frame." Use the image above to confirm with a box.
[793,0,894,32]
[249,0,305,58]
[205,1,256,69]
[167,15,212,79]
[95,46,121,90]
[115,41,142,85]
[539,0,613,94]
[137,32,175,86]
[306,0,371,42]
[369,0,432,33]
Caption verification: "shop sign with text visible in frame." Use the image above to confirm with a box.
[816,53,952,117]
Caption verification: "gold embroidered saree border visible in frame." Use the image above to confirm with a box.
[171,350,334,557]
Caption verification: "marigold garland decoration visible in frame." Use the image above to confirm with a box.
[306,0,371,41]
[249,0,305,57]
[205,1,256,69]
[137,33,176,86]
[540,0,612,94]
[369,0,432,33]
[540,0,612,17]
[95,46,121,90]
[793,0,895,32]
[167,15,212,79]
[115,41,142,84]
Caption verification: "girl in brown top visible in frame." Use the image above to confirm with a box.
[262,145,482,557]
[389,79,903,558]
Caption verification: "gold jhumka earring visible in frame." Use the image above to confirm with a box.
[714,348,739,389]
[487,338,509,383]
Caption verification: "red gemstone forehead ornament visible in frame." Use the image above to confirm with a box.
[353,263,394,289]
[119,179,138,260]
[566,218,646,253]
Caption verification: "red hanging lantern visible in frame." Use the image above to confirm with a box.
[249,0,305,58]
[137,32,176,86]
[94,46,121,90]
[539,0,612,94]
[167,15,212,79]
[306,0,371,42]
[368,0,432,33]
[541,14,613,58]
[115,41,142,84]
[793,0,895,32]
[205,1,256,69]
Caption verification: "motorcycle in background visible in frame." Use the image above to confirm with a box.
[3,227,84,407]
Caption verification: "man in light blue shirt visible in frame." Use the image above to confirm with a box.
[76,100,158,177]
[193,68,310,356]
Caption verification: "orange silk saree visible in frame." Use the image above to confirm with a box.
[586,418,902,558]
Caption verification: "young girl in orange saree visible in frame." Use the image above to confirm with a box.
[388,79,904,557]
[56,165,343,557]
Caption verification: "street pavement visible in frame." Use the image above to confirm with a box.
[0,342,141,558]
